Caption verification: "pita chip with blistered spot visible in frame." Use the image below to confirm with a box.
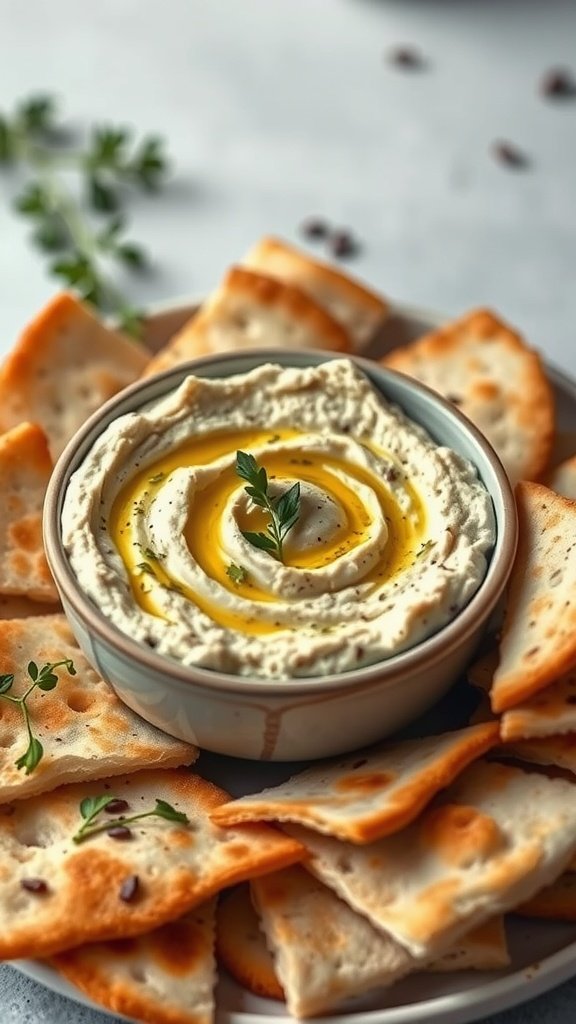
[251,865,415,1018]
[241,236,389,351]
[490,482,576,713]
[53,900,217,1024]
[0,422,58,603]
[0,768,304,960]
[143,267,352,378]
[382,308,554,483]
[285,760,576,960]
[216,883,509,1008]
[0,293,149,459]
[210,723,500,843]
[0,613,197,802]
[499,669,576,741]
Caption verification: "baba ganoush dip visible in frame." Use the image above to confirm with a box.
[61,359,496,678]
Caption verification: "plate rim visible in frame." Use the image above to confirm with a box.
[7,297,576,1024]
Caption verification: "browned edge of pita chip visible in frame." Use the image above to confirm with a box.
[491,482,576,713]
[216,885,284,1001]
[514,872,576,921]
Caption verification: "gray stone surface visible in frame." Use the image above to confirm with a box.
[1,0,576,1020]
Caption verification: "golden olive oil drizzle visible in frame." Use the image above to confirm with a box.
[109,428,426,636]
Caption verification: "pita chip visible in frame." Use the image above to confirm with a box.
[53,900,217,1024]
[490,482,576,713]
[382,308,554,483]
[0,768,304,959]
[216,884,508,1007]
[500,669,576,741]
[143,267,352,378]
[546,453,576,501]
[286,760,576,960]
[242,236,389,351]
[499,734,576,775]
[0,595,60,619]
[0,422,58,603]
[0,614,197,802]
[515,872,576,921]
[211,723,500,843]
[251,866,415,1017]
[0,293,149,459]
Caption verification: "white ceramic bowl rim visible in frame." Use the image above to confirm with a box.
[44,347,517,697]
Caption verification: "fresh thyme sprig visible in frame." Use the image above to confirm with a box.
[236,450,300,562]
[226,563,248,585]
[0,93,170,335]
[0,658,76,774]
[72,794,189,845]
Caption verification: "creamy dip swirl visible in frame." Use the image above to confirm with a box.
[62,360,496,678]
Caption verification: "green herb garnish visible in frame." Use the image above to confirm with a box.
[235,450,301,562]
[72,794,189,844]
[416,539,435,559]
[0,658,76,774]
[226,563,248,585]
[0,93,170,335]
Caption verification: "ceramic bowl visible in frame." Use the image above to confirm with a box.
[44,344,517,761]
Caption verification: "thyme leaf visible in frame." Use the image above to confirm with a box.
[0,659,76,773]
[235,450,301,562]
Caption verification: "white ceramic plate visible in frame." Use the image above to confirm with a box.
[10,299,576,1024]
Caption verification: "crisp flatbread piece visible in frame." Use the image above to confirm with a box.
[515,872,576,921]
[0,293,149,459]
[490,482,576,713]
[251,866,415,1018]
[241,236,389,350]
[546,453,576,500]
[0,768,304,959]
[0,422,58,603]
[500,669,576,741]
[500,734,576,775]
[382,308,554,483]
[0,614,196,802]
[143,266,352,377]
[210,723,500,843]
[0,595,60,619]
[53,900,217,1024]
[216,884,508,1005]
[286,760,576,959]
[216,885,285,1001]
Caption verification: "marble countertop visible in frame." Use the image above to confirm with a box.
[1,0,576,1021]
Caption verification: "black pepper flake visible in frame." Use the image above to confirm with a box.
[540,68,576,100]
[21,877,49,894]
[330,229,360,260]
[107,825,133,840]
[492,140,530,170]
[119,874,140,903]
[351,758,367,770]
[105,798,130,815]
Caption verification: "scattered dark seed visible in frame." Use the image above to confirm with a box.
[300,217,329,241]
[540,68,576,99]
[107,825,133,840]
[21,877,48,894]
[105,799,130,814]
[351,759,368,770]
[119,874,140,902]
[386,46,425,70]
[492,140,530,170]
[330,230,360,260]
[446,394,462,406]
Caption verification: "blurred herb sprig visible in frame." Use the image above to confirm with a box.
[0,94,170,336]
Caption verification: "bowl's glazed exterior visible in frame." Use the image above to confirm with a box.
[44,345,517,761]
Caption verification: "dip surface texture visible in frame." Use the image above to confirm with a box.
[61,360,496,678]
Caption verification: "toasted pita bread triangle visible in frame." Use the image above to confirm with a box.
[0,422,58,602]
[216,883,508,1006]
[546,453,576,500]
[500,669,576,741]
[53,900,217,1024]
[515,872,576,921]
[211,723,499,843]
[251,866,415,1017]
[143,267,352,378]
[0,614,196,802]
[499,734,576,774]
[491,482,576,713]
[241,236,389,351]
[285,760,576,959]
[0,595,60,619]
[382,309,554,483]
[0,768,304,959]
[0,293,149,459]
